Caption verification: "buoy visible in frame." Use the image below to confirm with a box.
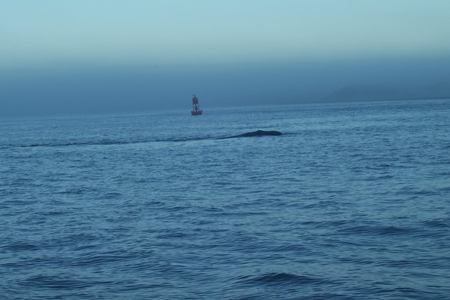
[191,94,203,116]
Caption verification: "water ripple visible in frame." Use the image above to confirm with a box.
[237,272,325,286]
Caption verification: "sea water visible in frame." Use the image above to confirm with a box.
[1,99,449,299]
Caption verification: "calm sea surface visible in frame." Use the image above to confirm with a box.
[1,100,450,299]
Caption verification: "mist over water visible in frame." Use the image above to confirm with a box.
[1,100,450,299]
[2,1,450,117]
[1,56,450,117]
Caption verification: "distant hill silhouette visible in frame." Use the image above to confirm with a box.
[325,82,450,102]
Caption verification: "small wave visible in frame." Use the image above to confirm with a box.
[66,254,131,267]
[2,242,39,252]
[103,192,123,199]
[237,272,322,286]
[395,187,440,197]
[20,275,110,290]
[438,186,450,192]
[272,244,308,253]
[423,219,449,228]
[7,136,218,149]
[338,225,416,236]
[156,232,189,239]
[55,186,98,195]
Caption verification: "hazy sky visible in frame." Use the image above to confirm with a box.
[1,1,450,115]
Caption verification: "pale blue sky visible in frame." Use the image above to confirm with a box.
[2,0,450,67]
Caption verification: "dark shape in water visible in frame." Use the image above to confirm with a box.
[228,130,282,138]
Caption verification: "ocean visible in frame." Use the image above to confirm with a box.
[1,99,449,299]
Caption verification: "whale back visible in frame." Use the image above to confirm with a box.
[236,130,282,138]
